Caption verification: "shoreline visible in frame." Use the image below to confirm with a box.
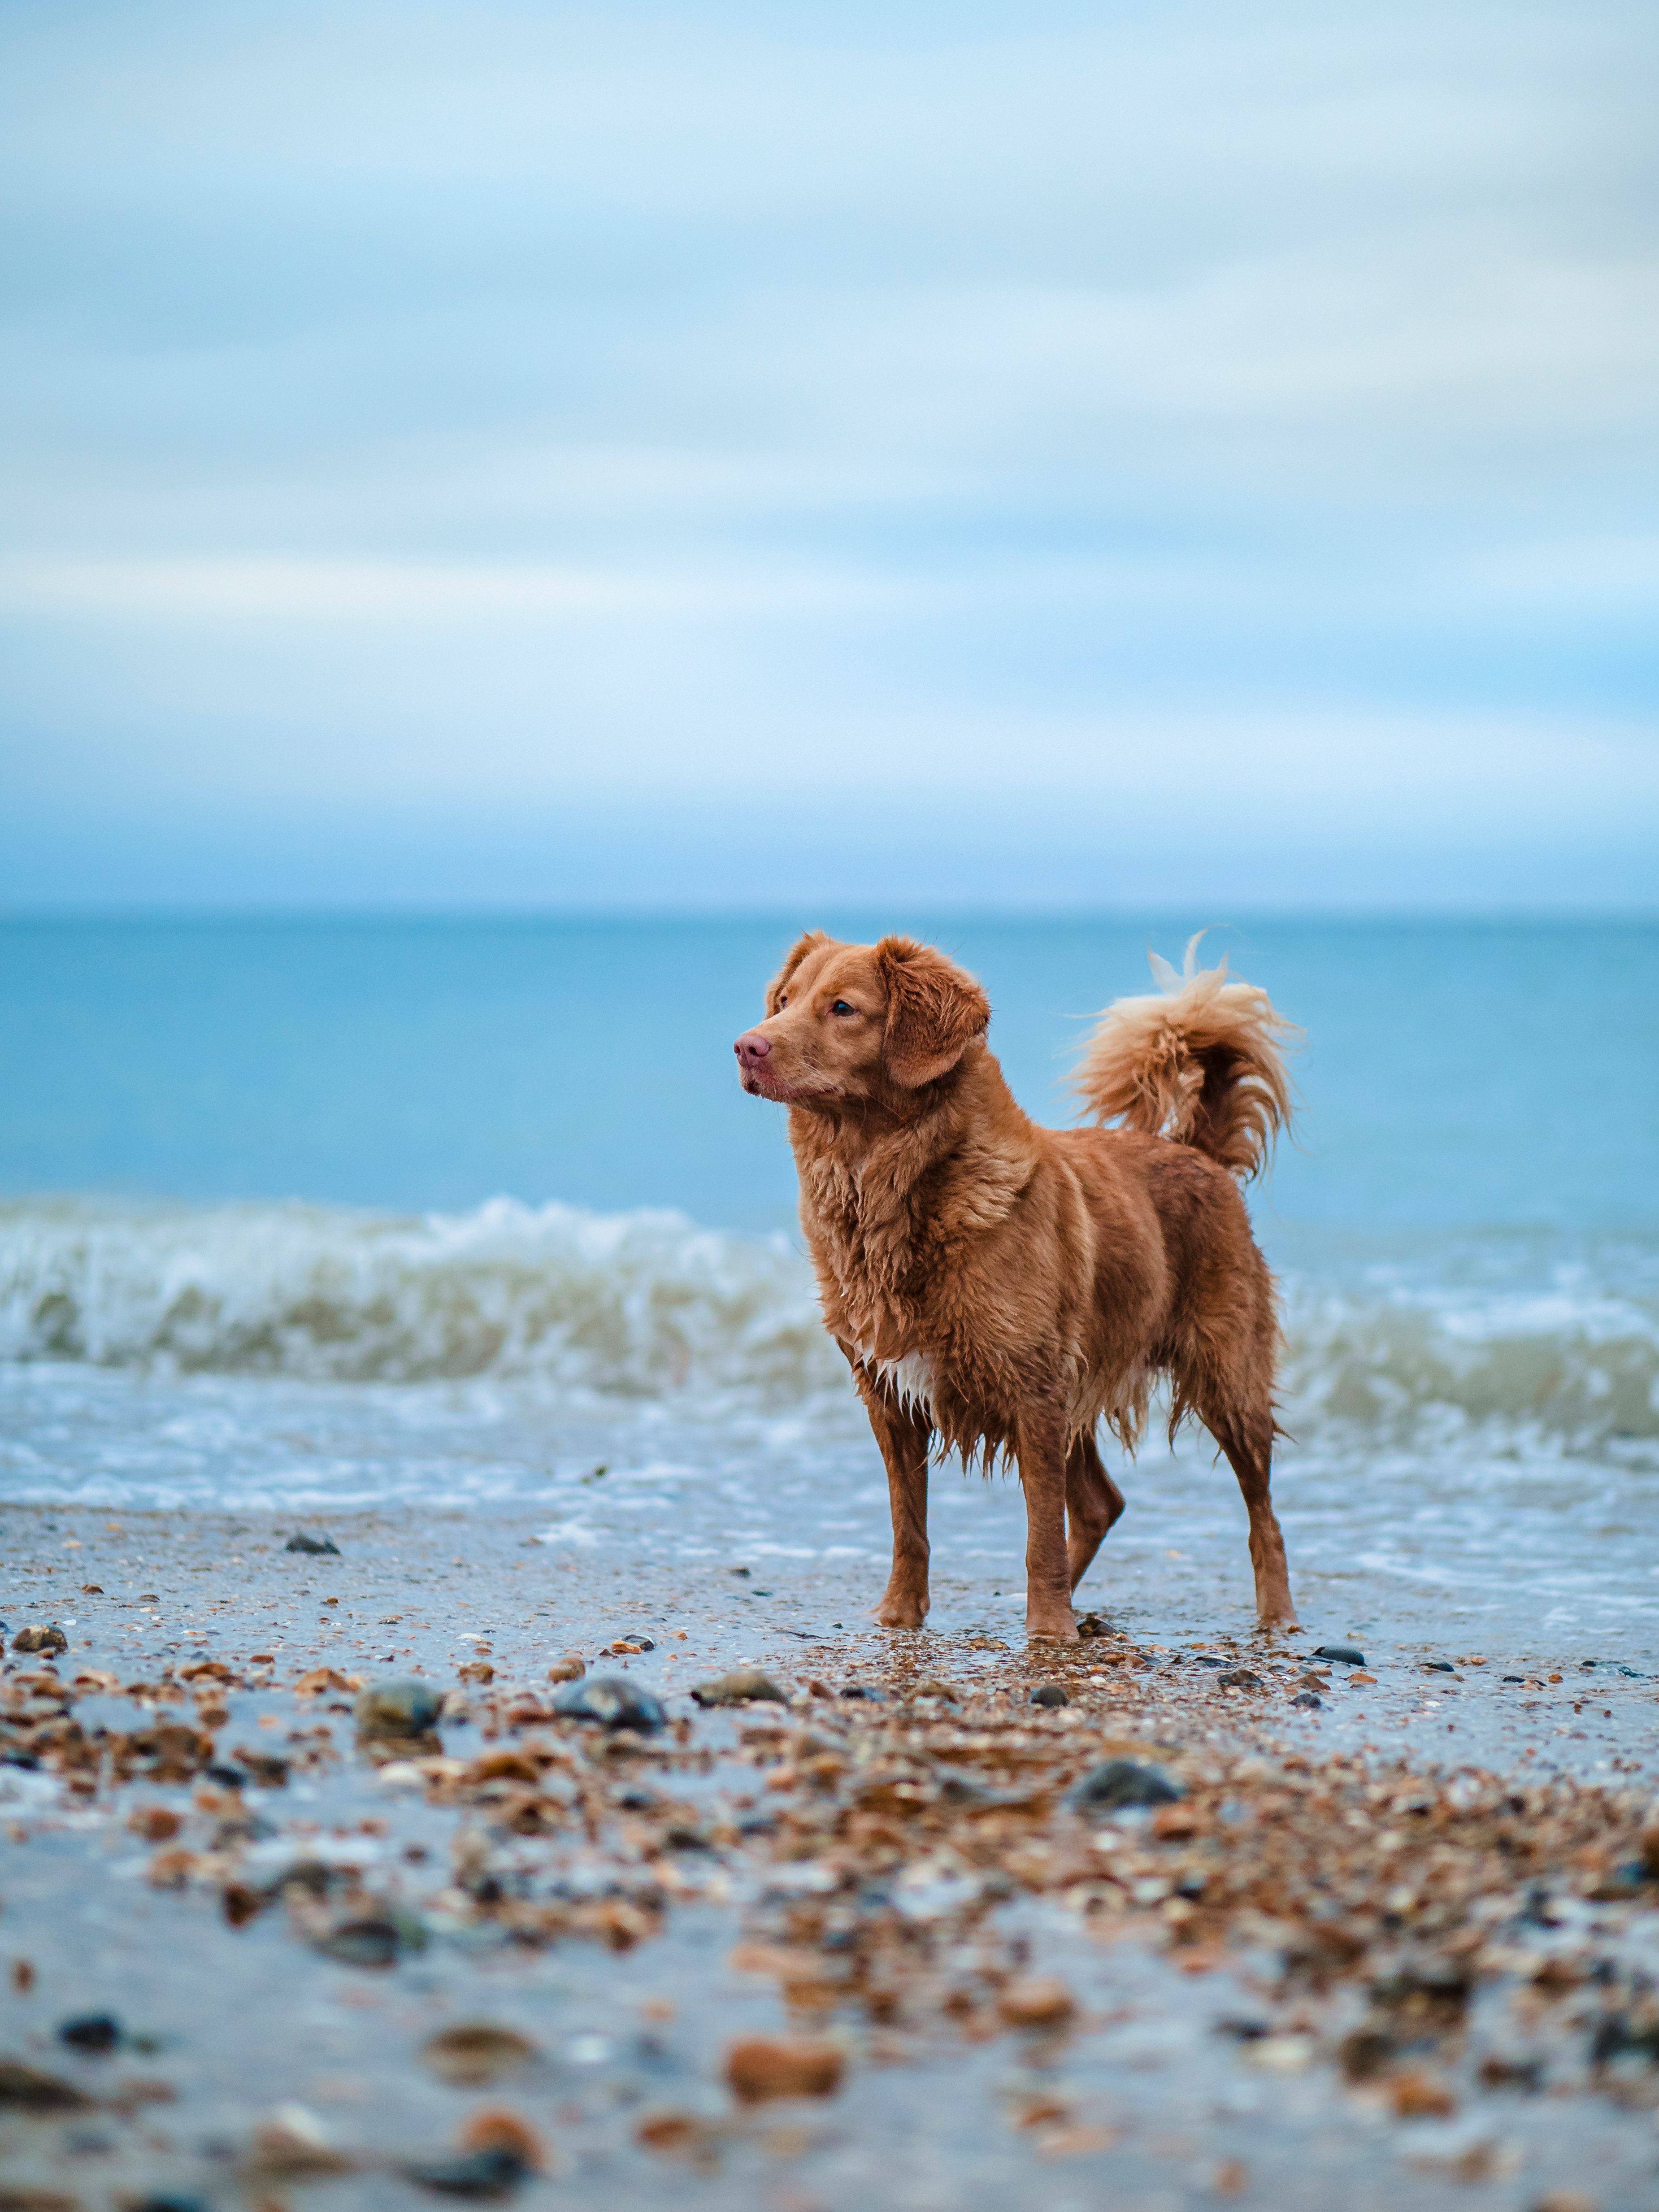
[3,1499,1658,2210]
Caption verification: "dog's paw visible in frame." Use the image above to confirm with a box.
[1026,1617,1081,1644]
[872,1594,929,1629]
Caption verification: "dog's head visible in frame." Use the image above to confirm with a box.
[734,933,990,1107]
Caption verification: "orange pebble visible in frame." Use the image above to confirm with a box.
[458,2109,546,2170]
[725,2035,843,2103]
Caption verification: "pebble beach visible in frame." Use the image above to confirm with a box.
[4,1496,1658,2212]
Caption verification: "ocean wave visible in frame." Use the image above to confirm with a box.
[0,1195,840,1398]
[1279,1277,1659,1450]
[1,1197,1656,1447]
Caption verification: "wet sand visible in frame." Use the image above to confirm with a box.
[3,1498,1658,2212]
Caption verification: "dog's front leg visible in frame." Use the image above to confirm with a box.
[1017,1399,1080,1642]
[861,1383,932,1630]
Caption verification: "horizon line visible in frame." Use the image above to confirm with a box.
[4,900,1658,927]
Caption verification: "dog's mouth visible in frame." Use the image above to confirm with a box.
[739,1065,827,1105]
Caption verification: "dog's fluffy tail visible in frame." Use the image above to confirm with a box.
[1074,934,1298,1180]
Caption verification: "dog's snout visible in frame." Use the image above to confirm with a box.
[734,1030,772,1064]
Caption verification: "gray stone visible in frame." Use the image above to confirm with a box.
[690,1668,787,1708]
[11,1625,67,1655]
[1065,1757,1183,1811]
[552,1674,667,1730]
[403,2147,527,2199]
[286,1531,341,1555]
[316,1906,427,1968]
[1029,1682,1071,1707]
[355,1676,444,1738]
[1311,1643,1365,1666]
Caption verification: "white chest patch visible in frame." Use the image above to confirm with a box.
[857,1341,937,1414]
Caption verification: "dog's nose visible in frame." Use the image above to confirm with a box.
[734,1030,772,1064]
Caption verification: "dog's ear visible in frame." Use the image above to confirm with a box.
[765,930,831,1016]
[876,937,990,1088]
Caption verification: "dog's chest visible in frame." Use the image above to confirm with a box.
[799,1172,943,1392]
[857,1343,938,1414]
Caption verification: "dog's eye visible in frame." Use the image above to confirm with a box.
[830,1000,856,1016]
[777,994,787,1008]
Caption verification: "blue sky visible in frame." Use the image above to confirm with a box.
[2,0,1656,908]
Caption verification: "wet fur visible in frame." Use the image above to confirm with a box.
[735,932,1300,1642]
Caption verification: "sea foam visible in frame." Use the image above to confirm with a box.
[1,1195,1655,1451]
[0,1195,836,1398]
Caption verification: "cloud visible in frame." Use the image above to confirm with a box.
[0,0,1655,904]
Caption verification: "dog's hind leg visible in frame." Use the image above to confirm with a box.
[1192,1386,1298,1631]
[1173,1237,1298,1631]
[861,1382,933,1629]
[1065,1431,1125,1594]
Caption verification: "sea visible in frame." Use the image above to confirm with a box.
[2,914,1656,1655]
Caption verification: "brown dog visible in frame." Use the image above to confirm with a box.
[734,932,1300,1641]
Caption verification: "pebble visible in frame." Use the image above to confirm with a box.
[459,2111,545,2170]
[236,1750,291,1788]
[355,1677,445,1738]
[57,2013,120,2053]
[316,1911,423,1968]
[1066,1758,1183,1811]
[11,1625,67,1655]
[1311,1644,1366,1666]
[128,1806,182,1841]
[838,1683,885,1701]
[690,1669,787,1708]
[403,2147,528,2199]
[1290,1691,1324,1710]
[1029,1682,1070,1708]
[725,2034,844,2102]
[1424,1660,1456,1673]
[248,2108,354,2177]
[285,1532,341,1555]
[545,1656,585,1682]
[1389,2068,1456,2118]
[1216,1669,1264,1691]
[0,2060,91,2110]
[552,1675,667,1730]
[637,2110,716,2158]
[997,1976,1077,2029]
[911,1678,957,1702]
[422,2024,539,2087]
